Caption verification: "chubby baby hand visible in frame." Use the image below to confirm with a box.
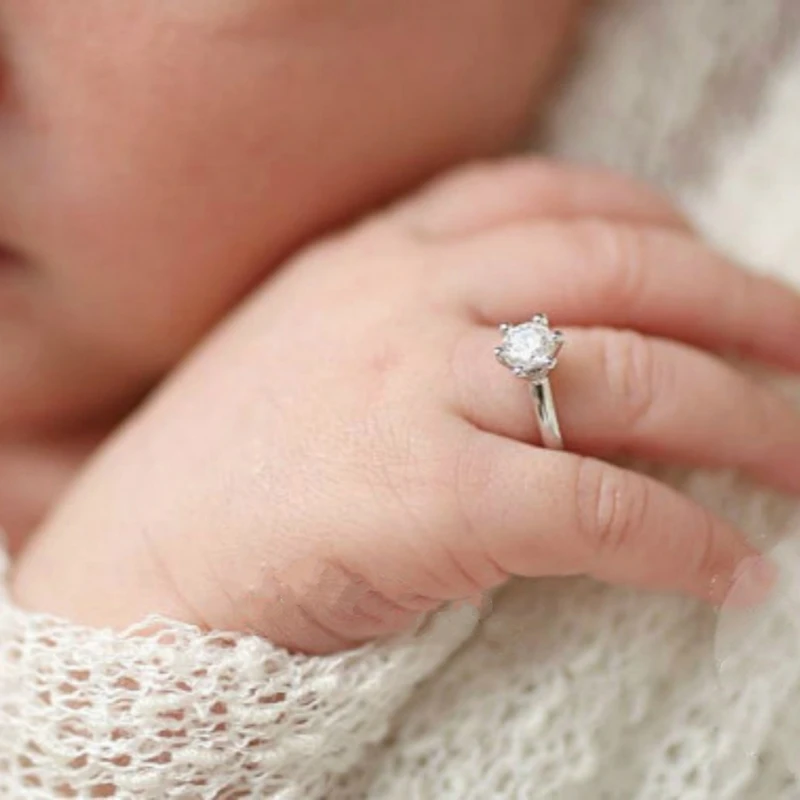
[13,158,800,653]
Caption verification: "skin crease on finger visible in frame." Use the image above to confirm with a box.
[0,0,582,436]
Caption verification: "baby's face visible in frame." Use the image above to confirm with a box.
[0,0,576,433]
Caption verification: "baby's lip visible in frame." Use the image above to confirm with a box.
[0,245,32,316]
[0,244,32,280]
[0,243,25,267]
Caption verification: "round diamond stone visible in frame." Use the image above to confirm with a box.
[497,321,560,377]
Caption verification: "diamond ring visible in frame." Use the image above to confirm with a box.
[495,314,565,450]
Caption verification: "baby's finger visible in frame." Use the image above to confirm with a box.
[455,327,800,494]
[399,157,690,238]
[459,437,767,605]
[446,220,800,371]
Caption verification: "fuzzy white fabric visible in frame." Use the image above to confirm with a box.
[4,1,800,797]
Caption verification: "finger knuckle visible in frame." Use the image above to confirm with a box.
[399,158,502,239]
[741,381,783,459]
[600,330,666,432]
[725,265,759,355]
[575,458,647,559]
[576,219,649,310]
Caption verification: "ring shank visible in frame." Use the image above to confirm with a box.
[530,379,564,450]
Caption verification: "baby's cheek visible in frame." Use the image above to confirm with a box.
[0,0,583,431]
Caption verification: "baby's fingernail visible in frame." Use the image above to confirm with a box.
[723,556,778,608]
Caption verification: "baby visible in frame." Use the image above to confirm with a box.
[7,1,800,654]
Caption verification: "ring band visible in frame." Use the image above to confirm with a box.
[495,314,565,450]
[530,379,563,450]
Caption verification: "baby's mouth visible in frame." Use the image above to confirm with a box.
[0,244,24,267]
[0,245,32,315]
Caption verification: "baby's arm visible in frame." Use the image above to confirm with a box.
[13,157,800,654]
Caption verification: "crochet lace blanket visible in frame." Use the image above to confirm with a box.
[5,1,800,797]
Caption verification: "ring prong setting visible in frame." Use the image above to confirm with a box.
[495,314,563,381]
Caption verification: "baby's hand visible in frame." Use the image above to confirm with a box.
[13,158,800,653]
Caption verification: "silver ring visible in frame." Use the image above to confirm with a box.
[494,314,565,450]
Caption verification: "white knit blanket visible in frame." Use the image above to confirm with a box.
[4,1,800,797]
